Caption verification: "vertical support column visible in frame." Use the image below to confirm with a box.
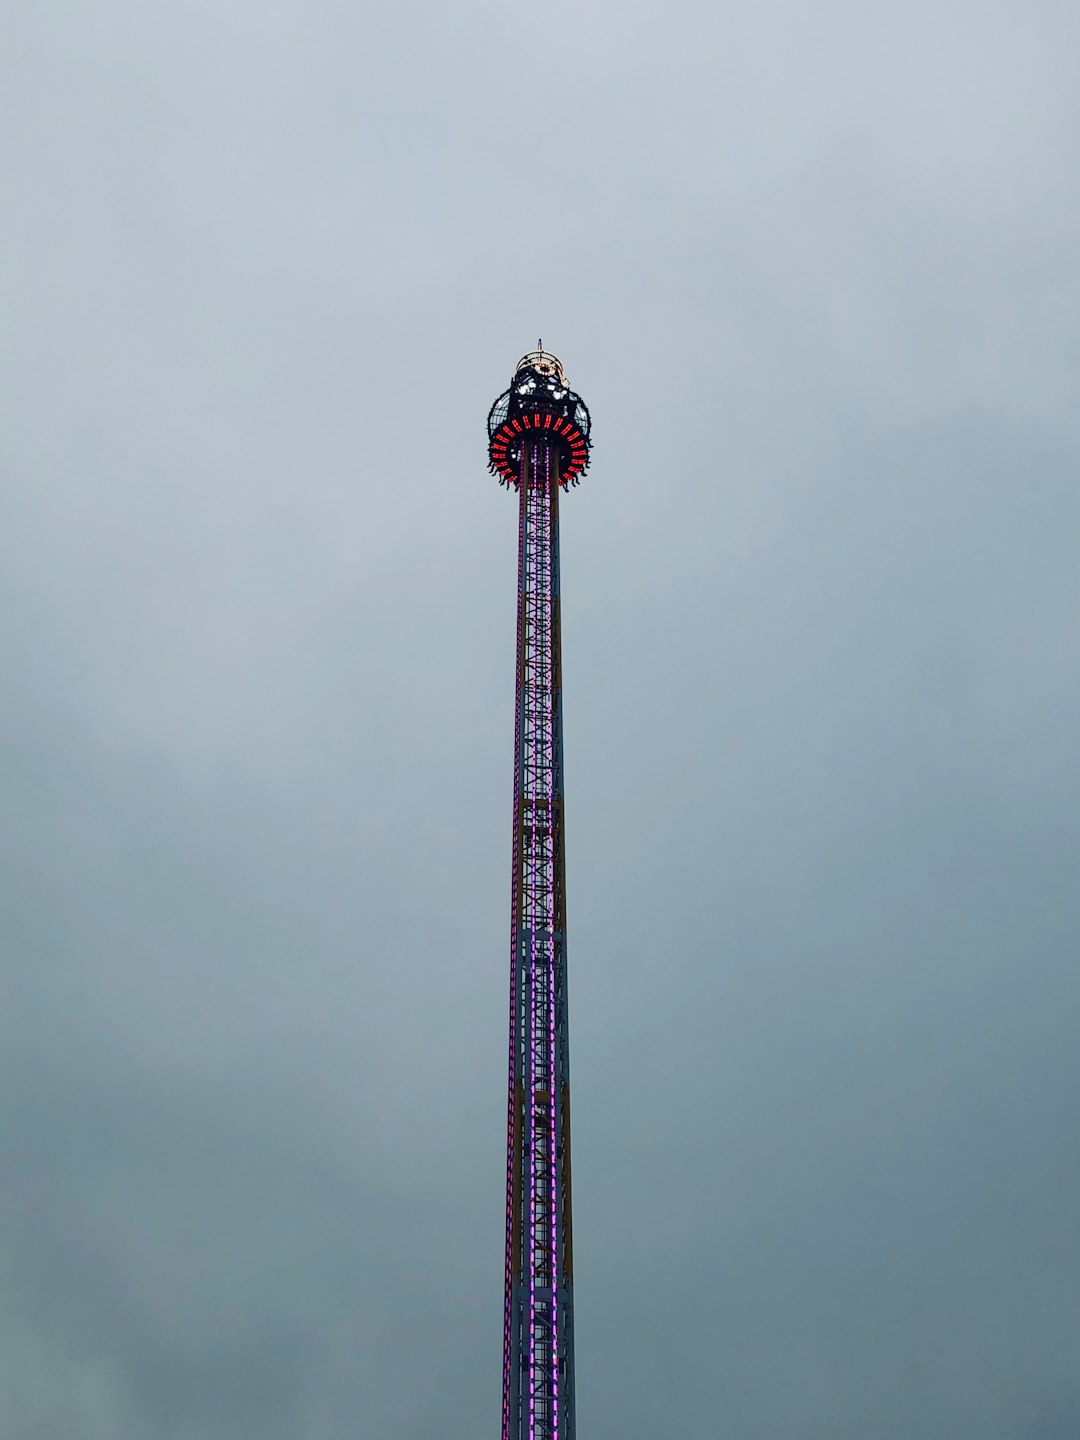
[502,438,575,1440]
[549,456,576,1440]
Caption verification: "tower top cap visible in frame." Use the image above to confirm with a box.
[515,348,566,388]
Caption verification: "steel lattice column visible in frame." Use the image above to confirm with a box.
[502,437,575,1440]
[488,346,590,1440]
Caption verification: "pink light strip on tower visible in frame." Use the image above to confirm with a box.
[503,450,530,1440]
[527,439,541,1440]
[546,439,560,1440]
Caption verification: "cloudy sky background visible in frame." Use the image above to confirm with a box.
[3,0,1080,1435]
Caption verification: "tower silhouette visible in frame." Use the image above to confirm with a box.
[488,347,591,1440]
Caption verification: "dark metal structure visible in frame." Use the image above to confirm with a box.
[488,347,591,1440]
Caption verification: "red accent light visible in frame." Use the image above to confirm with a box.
[511,420,522,433]
[544,414,553,428]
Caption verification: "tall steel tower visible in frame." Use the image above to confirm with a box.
[488,347,591,1440]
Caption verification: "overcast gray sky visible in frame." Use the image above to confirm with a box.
[2,1,1080,1435]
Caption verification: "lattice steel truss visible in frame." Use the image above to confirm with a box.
[489,349,590,1440]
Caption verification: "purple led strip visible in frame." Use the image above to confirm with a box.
[528,441,541,1440]
[534,438,559,1440]
[502,455,530,1440]
[535,442,549,1440]
[546,439,560,1440]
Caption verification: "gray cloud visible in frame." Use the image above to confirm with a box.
[2,0,1079,1434]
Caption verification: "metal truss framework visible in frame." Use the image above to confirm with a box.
[502,435,576,1440]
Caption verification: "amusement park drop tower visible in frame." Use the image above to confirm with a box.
[487,347,592,1440]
